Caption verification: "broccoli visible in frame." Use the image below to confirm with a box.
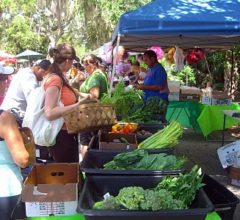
[140,189,163,211]
[116,186,145,210]
[93,196,121,210]
[140,189,186,211]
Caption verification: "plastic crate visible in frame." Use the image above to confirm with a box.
[88,135,175,154]
[203,174,239,220]
[78,175,213,220]
[138,122,167,133]
[137,123,167,143]
[80,150,184,176]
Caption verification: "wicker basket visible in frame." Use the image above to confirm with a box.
[63,100,117,134]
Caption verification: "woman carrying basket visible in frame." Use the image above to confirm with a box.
[44,43,90,163]
[79,54,108,158]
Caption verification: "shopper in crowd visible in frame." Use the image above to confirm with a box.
[0,63,15,105]
[1,59,51,122]
[79,54,108,158]
[133,50,169,122]
[44,43,90,163]
[0,110,31,220]
[69,62,86,89]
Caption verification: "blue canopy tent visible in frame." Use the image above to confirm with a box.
[109,0,240,93]
[112,0,240,51]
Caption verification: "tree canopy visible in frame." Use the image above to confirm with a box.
[0,0,151,54]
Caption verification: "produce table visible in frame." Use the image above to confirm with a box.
[197,103,240,137]
[166,101,202,133]
[166,101,240,137]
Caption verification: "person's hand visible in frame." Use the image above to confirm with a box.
[133,84,141,90]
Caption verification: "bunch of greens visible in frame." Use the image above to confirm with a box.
[138,121,183,149]
[156,165,204,206]
[93,166,203,211]
[128,96,168,123]
[101,81,144,121]
[103,149,186,171]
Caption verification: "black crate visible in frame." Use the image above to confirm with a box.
[78,175,213,220]
[81,150,184,176]
[88,135,175,154]
[137,123,167,143]
[138,122,167,133]
[203,175,239,220]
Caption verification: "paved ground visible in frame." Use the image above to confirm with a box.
[175,128,240,220]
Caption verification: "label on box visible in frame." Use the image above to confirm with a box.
[25,201,77,217]
[217,140,240,168]
[168,92,180,101]
[201,96,212,105]
[231,179,240,187]
[212,98,232,105]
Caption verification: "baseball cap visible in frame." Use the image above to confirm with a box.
[0,63,15,75]
[35,59,51,71]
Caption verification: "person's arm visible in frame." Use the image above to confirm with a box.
[44,86,88,121]
[72,88,92,99]
[0,111,29,168]
[134,84,163,91]
[22,73,39,102]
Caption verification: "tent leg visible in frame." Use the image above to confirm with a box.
[109,34,121,96]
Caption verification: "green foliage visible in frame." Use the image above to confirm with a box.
[80,0,151,49]
[168,65,197,86]
[101,81,144,121]
[156,165,204,206]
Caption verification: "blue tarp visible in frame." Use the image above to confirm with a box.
[112,0,240,49]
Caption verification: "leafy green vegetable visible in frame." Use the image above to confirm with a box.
[103,149,187,171]
[128,96,168,123]
[101,81,144,121]
[156,165,204,206]
[93,196,121,210]
[116,186,145,210]
[138,121,183,149]
[104,149,146,169]
[93,166,203,211]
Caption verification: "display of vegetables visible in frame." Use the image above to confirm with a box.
[111,123,138,134]
[101,81,143,121]
[93,166,203,211]
[103,149,186,171]
[128,96,168,123]
[138,121,183,149]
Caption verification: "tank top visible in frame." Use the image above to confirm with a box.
[0,110,23,197]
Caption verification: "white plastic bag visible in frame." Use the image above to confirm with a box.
[22,85,64,147]
[173,46,185,71]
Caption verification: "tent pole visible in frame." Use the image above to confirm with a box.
[230,49,234,95]
[109,34,121,96]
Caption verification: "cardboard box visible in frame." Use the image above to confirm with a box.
[99,131,138,150]
[168,92,180,101]
[22,163,80,217]
[217,141,240,168]
[201,96,212,105]
[180,86,201,95]
[211,98,232,105]
[168,80,180,93]
[180,93,200,102]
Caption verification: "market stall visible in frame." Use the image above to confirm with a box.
[197,103,240,137]
[112,0,240,50]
